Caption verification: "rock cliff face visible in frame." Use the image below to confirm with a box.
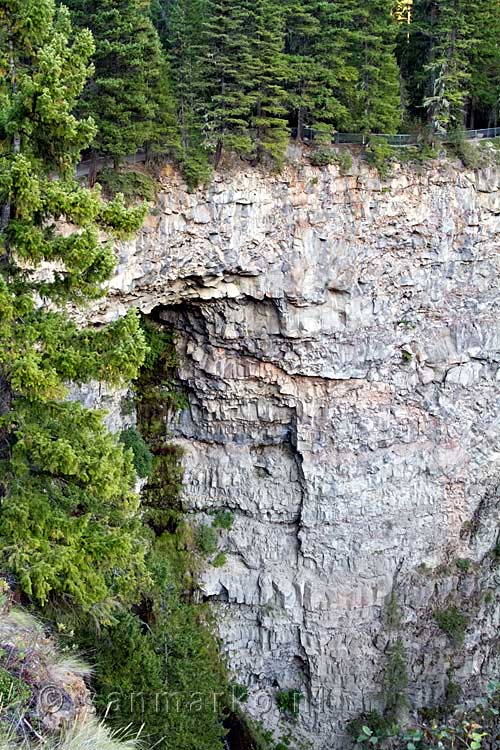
[91,150,499,748]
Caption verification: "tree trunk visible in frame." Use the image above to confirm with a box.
[297,106,304,141]
[0,373,12,469]
[213,139,223,168]
[88,148,98,188]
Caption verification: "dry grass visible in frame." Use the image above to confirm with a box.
[51,717,141,750]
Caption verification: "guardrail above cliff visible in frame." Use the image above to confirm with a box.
[293,126,500,145]
[76,126,500,179]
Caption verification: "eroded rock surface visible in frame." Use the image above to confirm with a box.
[91,150,499,748]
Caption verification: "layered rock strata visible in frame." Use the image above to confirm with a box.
[89,150,499,748]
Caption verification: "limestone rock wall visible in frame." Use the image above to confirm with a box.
[91,150,499,748]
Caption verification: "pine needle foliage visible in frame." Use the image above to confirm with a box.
[0,0,149,617]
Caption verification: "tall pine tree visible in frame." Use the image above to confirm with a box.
[0,0,149,615]
[248,0,289,164]
[465,0,500,128]
[284,0,358,141]
[67,0,178,164]
[154,0,213,188]
[202,0,255,163]
[421,0,473,132]
[348,0,402,133]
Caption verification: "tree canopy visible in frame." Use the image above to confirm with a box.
[0,0,148,615]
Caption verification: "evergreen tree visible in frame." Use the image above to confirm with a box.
[348,0,402,133]
[421,0,473,132]
[202,0,255,163]
[154,0,213,188]
[284,0,357,141]
[0,0,148,615]
[67,0,178,164]
[247,0,289,165]
[466,0,500,128]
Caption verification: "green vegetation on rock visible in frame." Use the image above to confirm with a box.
[434,605,468,644]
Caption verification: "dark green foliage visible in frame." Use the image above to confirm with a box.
[335,149,354,173]
[154,0,213,189]
[195,524,218,555]
[447,131,490,169]
[146,0,498,176]
[445,678,462,707]
[1,401,148,611]
[309,148,336,167]
[74,559,228,750]
[0,0,148,618]
[231,683,249,703]
[347,710,393,740]
[202,0,255,162]
[365,136,395,178]
[141,444,185,532]
[135,318,187,443]
[119,427,153,478]
[97,169,158,202]
[383,639,408,720]
[397,0,499,132]
[455,557,472,572]
[139,317,177,374]
[284,0,357,141]
[467,1,500,129]
[247,0,289,165]
[275,689,303,718]
[348,0,402,133]
[434,605,468,644]
[67,0,178,163]
[421,0,473,132]
[212,510,234,530]
[385,592,401,629]
[55,322,229,750]
[310,147,354,172]
[420,683,462,723]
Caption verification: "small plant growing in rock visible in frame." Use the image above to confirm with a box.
[276,689,303,718]
[455,558,472,573]
[365,136,394,179]
[447,132,486,170]
[212,552,227,568]
[309,148,335,167]
[98,167,158,202]
[386,592,401,629]
[231,682,249,703]
[434,606,468,644]
[309,147,352,173]
[195,524,218,555]
[213,511,234,530]
[384,639,408,720]
[336,149,353,173]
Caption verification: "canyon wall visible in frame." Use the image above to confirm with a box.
[90,149,499,748]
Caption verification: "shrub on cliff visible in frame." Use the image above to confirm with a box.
[365,136,395,178]
[354,680,500,749]
[119,427,153,478]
